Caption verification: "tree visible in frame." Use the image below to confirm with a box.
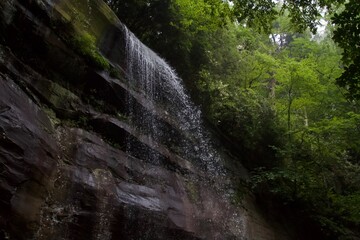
[251,27,360,238]
[232,0,360,100]
[232,0,345,33]
[332,0,360,99]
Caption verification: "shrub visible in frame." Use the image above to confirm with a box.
[72,31,110,70]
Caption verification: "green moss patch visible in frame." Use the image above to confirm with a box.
[71,31,110,70]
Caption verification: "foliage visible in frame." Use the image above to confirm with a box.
[232,0,344,33]
[232,0,278,32]
[251,131,360,238]
[192,10,360,237]
[332,0,360,99]
[71,31,110,70]
[231,0,359,101]
[199,81,276,149]
[193,24,283,168]
[248,25,360,238]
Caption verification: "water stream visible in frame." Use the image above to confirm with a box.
[122,25,224,175]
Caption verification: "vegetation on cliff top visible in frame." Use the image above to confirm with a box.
[105,0,360,239]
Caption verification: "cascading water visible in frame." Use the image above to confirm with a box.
[122,26,224,175]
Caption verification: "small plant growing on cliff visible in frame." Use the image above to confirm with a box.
[185,180,199,203]
[42,107,61,129]
[109,67,121,79]
[71,32,110,70]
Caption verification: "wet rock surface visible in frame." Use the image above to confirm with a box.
[0,0,291,239]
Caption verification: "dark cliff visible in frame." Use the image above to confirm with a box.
[0,0,290,239]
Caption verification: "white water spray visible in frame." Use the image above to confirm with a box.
[122,25,223,175]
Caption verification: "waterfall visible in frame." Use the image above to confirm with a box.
[122,26,223,175]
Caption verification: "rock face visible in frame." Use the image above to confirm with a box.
[0,0,291,239]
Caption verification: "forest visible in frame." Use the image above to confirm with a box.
[104,0,360,239]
